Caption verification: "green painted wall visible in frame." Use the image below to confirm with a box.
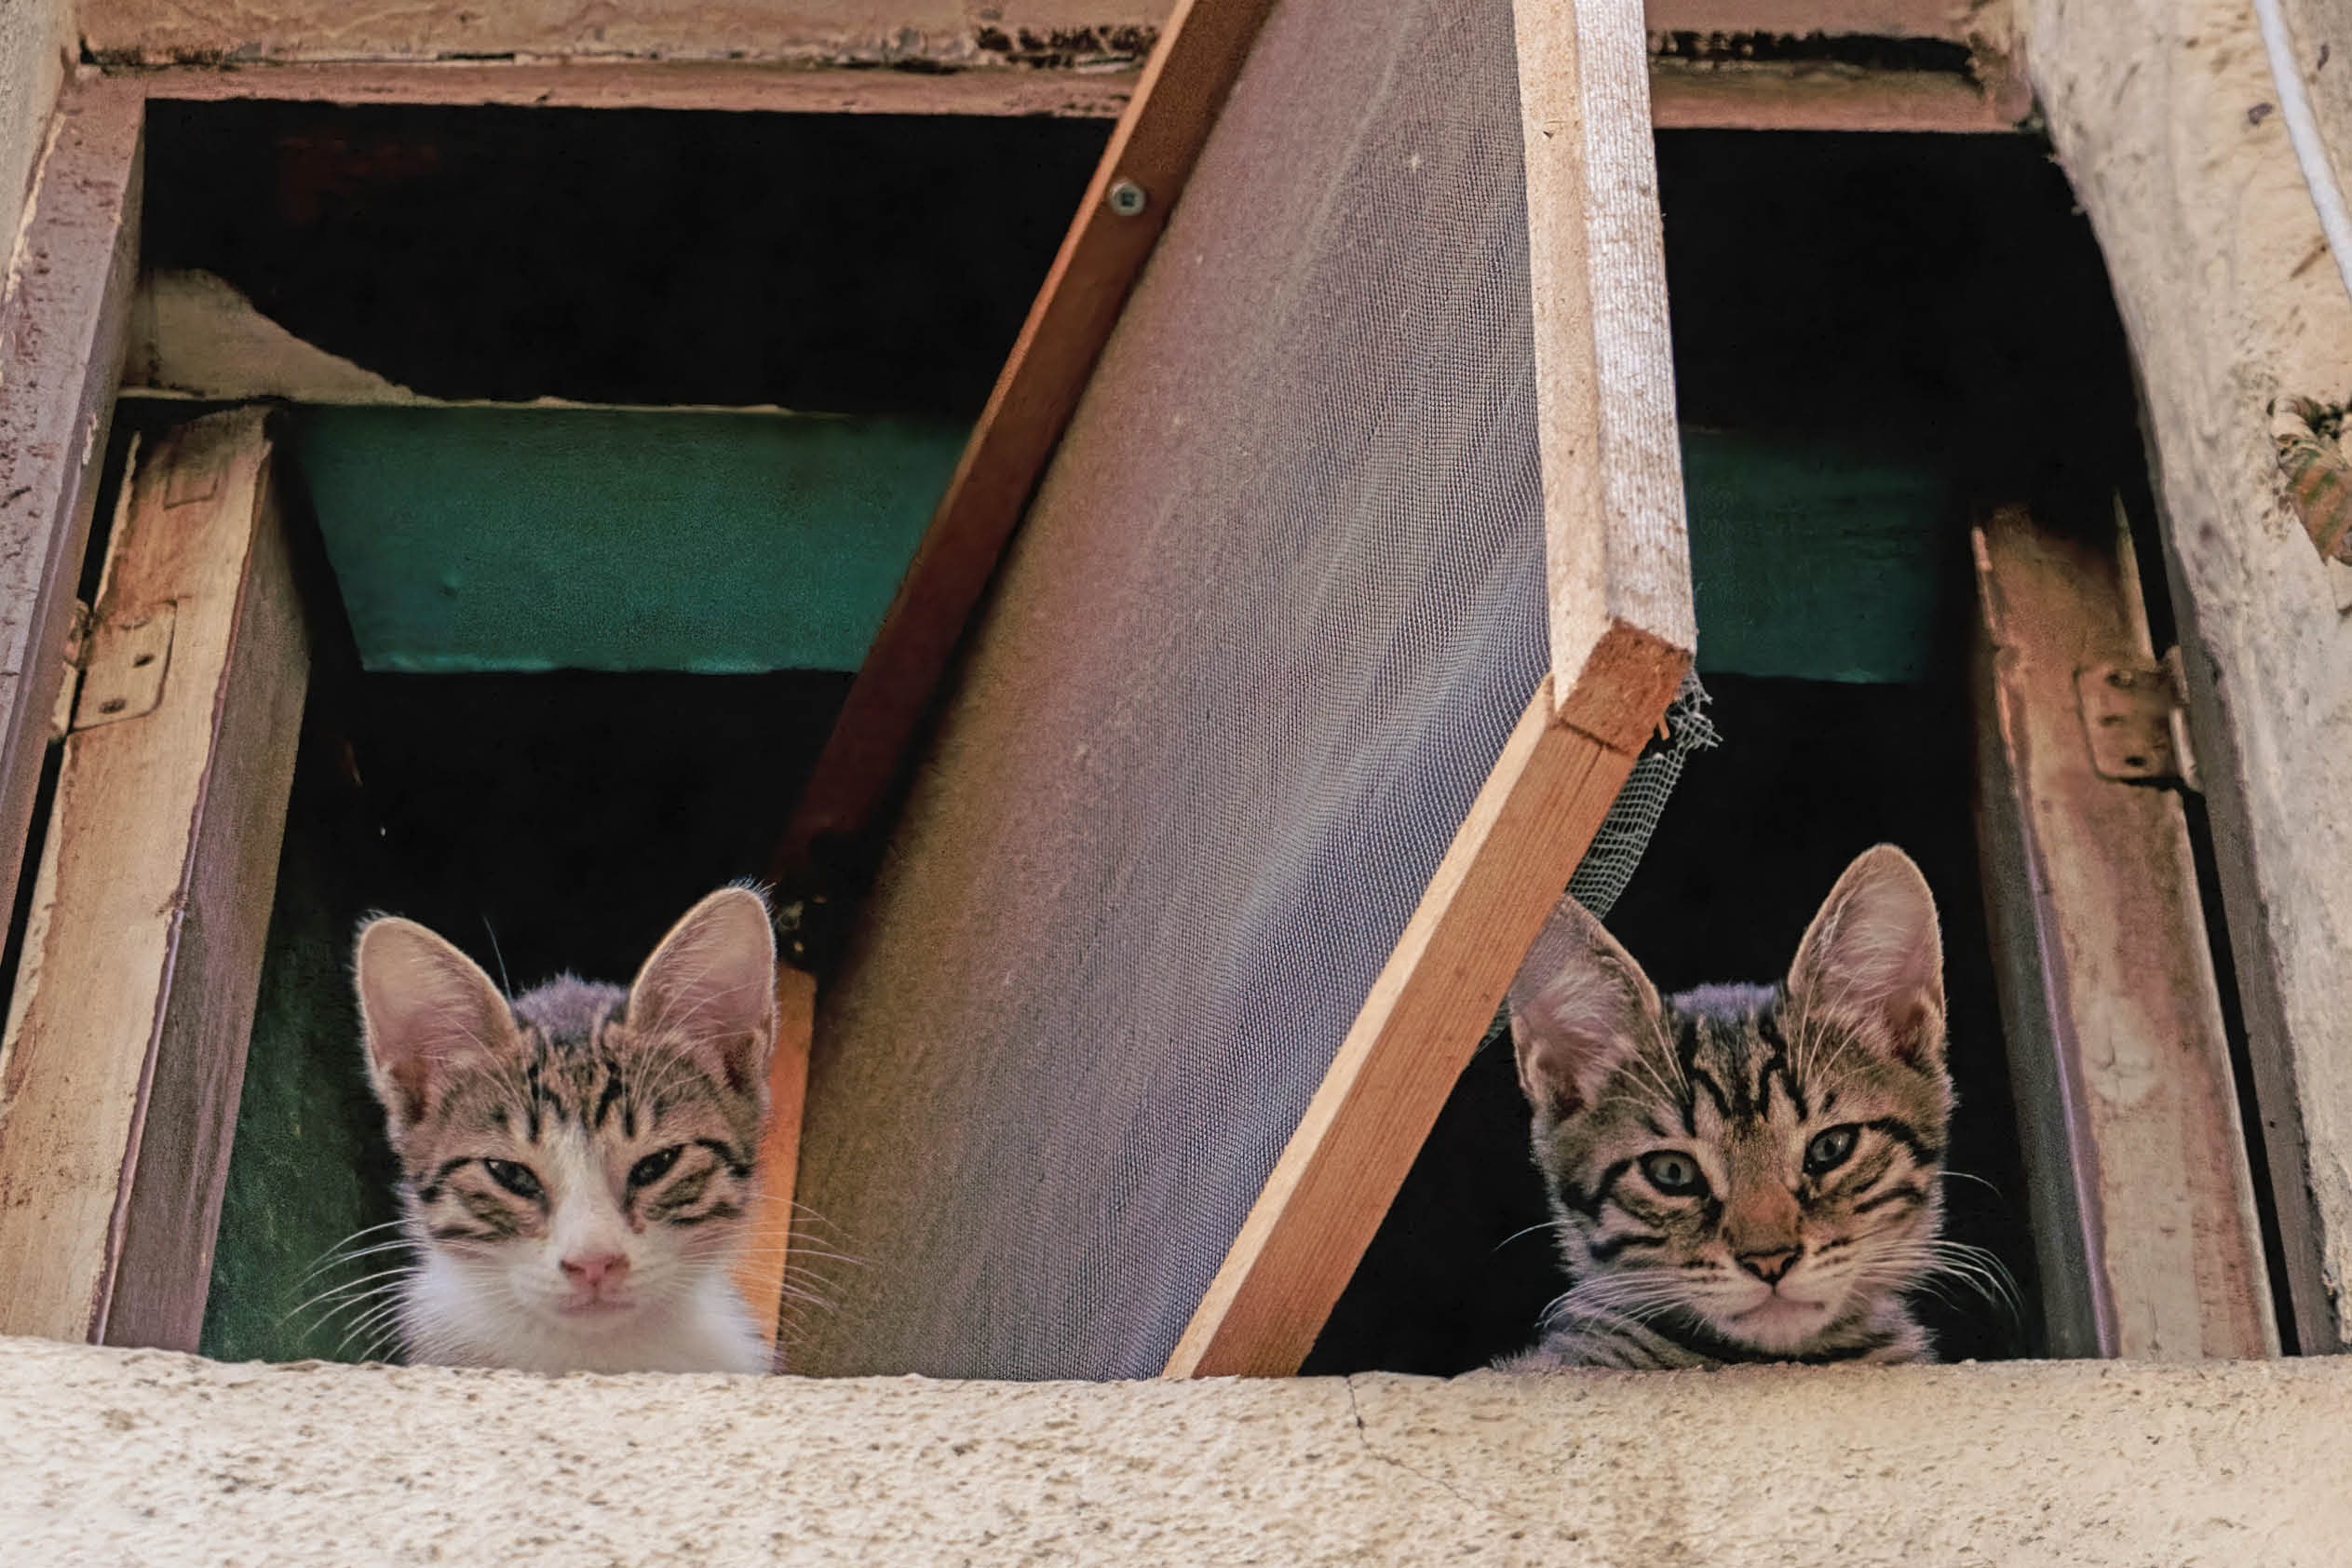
[1681,430,1954,684]
[292,412,1946,685]
[199,736,397,1365]
[293,406,967,675]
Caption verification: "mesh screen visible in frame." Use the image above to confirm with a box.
[1567,672,1717,919]
[792,0,1570,1379]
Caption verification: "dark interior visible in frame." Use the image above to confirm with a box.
[142,99,1112,413]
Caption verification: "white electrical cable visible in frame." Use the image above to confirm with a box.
[2254,0,2352,306]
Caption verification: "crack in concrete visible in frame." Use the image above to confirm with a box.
[1340,1374,1522,1532]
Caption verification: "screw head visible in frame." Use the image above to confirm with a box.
[1107,177,1148,217]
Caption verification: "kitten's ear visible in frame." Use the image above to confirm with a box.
[629,886,778,1100]
[1786,845,1945,1070]
[1507,893,1662,1121]
[354,917,515,1129]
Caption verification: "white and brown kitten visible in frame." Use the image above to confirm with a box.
[355,886,778,1374]
[1503,845,1954,1369]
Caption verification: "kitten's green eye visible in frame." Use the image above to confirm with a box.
[482,1158,544,1201]
[1805,1125,1860,1174]
[629,1145,684,1189]
[1639,1150,1707,1196]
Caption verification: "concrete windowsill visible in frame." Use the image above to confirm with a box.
[0,1336,2342,1564]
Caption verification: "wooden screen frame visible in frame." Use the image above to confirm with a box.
[1165,0,1694,1375]
[774,0,1692,1378]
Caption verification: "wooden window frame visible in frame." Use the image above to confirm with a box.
[0,0,2303,1368]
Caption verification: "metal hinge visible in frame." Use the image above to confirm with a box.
[63,602,176,735]
[2076,646,2200,791]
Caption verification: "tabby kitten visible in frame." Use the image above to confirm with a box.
[1503,845,1953,1369]
[355,886,779,1374]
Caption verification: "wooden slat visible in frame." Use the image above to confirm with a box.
[1518,0,1696,751]
[734,965,817,1356]
[0,77,143,948]
[1643,0,1985,33]
[1971,505,2275,1359]
[772,0,1280,896]
[1647,65,2021,132]
[1165,678,1651,1376]
[131,60,1138,119]
[0,409,310,1348]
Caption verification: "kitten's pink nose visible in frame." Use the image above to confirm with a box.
[1737,1247,1800,1285]
[561,1251,629,1291]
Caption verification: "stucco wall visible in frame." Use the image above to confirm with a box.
[2021,0,2352,1352]
[0,1336,2343,1564]
[75,1,1170,66]
[0,0,72,260]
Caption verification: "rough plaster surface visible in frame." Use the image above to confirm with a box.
[0,1336,2345,1564]
[2023,0,2352,1352]
[129,271,424,403]
[0,0,71,258]
[75,1,1169,65]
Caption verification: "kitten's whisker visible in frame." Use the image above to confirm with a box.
[291,1238,415,1287]
[332,1295,412,1355]
[1493,1220,1567,1253]
[278,1265,415,1329]
[290,1221,412,1281]
[295,1278,411,1333]
[480,914,512,995]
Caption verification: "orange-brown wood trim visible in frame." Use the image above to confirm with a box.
[734,965,817,1359]
[1163,670,1669,1377]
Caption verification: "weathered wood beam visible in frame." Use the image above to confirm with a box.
[1972,504,2275,1359]
[0,408,309,1350]
[124,53,2024,131]
[82,0,2005,66]
[1525,0,1700,749]
[734,966,817,1358]
[2021,0,2352,1353]
[1647,0,1991,34]
[1649,61,2018,130]
[0,77,142,955]
[128,59,1140,118]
